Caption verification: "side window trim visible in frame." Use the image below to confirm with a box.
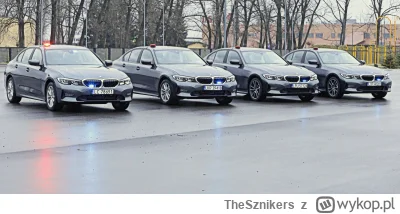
[21,48,34,65]
[17,50,26,62]
[123,51,132,62]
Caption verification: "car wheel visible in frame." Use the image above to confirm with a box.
[112,102,130,111]
[371,92,387,99]
[159,79,179,105]
[248,77,266,101]
[326,76,344,99]
[6,77,22,104]
[46,82,64,111]
[215,97,233,105]
[298,94,314,102]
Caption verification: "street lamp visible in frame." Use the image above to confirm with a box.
[143,0,146,46]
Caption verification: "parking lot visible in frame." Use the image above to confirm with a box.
[0,64,399,193]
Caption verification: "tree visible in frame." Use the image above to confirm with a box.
[369,0,400,47]
[323,0,351,45]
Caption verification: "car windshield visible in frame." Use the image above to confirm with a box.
[319,51,360,64]
[45,49,104,66]
[242,51,287,64]
[154,50,205,64]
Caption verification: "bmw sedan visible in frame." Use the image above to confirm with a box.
[4,44,133,111]
[112,45,237,105]
[205,47,319,102]
[284,48,392,99]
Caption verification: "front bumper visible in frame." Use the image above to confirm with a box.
[173,81,237,98]
[264,79,320,95]
[342,79,392,93]
[56,83,133,104]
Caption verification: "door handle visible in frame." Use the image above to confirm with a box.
[15,64,18,68]
[26,68,29,72]
[122,63,126,67]
[136,66,140,70]
[223,66,227,70]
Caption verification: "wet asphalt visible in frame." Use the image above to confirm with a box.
[0,64,399,193]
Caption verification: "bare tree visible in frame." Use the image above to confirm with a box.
[370,0,400,47]
[323,0,351,45]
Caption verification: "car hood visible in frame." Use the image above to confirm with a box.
[324,64,387,75]
[47,65,128,79]
[247,64,316,76]
[159,64,233,77]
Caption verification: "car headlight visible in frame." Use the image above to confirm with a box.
[57,78,82,86]
[119,77,131,85]
[262,74,284,81]
[172,75,196,82]
[384,73,390,80]
[340,73,361,79]
[226,75,235,82]
[310,74,318,81]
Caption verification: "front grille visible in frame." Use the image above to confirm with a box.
[361,75,374,81]
[375,75,384,81]
[358,86,386,91]
[191,90,231,96]
[213,77,226,84]
[83,79,102,88]
[77,95,125,101]
[196,77,213,84]
[103,79,119,87]
[299,76,310,82]
[285,76,300,82]
[281,88,315,93]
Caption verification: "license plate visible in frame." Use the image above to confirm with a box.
[367,82,382,86]
[204,86,222,90]
[291,84,308,88]
[92,89,114,94]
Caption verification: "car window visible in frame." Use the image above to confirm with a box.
[305,51,319,63]
[154,50,204,64]
[123,51,131,61]
[140,50,153,63]
[31,49,43,63]
[227,51,241,63]
[207,52,216,61]
[129,49,142,63]
[21,48,34,64]
[16,51,25,62]
[214,51,227,63]
[292,51,304,63]
[285,53,294,61]
[45,49,103,66]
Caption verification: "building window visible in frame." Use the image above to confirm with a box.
[384,33,390,39]
[331,33,335,38]
[338,33,342,38]
[364,33,370,39]
[307,33,314,38]
[316,33,323,38]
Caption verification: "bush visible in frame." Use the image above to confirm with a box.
[382,54,397,69]
[396,54,400,68]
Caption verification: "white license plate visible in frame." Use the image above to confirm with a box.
[367,82,382,86]
[92,89,114,94]
[204,86,222,90]
[291,84,308,88]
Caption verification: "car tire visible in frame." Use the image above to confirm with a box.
[248,77,266,101]
[215,97,233,105]
[159,79,179,105]
[6,77,22,104]
[326,76,344,99]
[371,92,387,99]
[46,82,64,111]
[298,94,315,102]
[112,102,130,111]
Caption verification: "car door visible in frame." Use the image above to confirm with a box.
[224,50,248,91]
[291,50,305,67]
[302,51,326,82]
[212,50,228,70]
[9,50,27,95]
[18,48,35,95]
[119,49,142,91]
[25,48,47,99]
[136,49,159,94]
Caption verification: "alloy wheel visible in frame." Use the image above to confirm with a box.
[47,85,55,108]
[249,78,261,100]
[160,82,171,102]
[327,78,339,97]
[7,79,14,100]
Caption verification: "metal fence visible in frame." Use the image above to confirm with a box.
[1,46,399,65]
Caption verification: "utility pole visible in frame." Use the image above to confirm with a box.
[284,0,287,54]
[85,8,88,47]
[143,0,146,46]
[40,0,44,45]
[223,0,227,48]
[162,0,165,46]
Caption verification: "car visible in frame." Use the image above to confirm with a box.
[204,47,319,102]
[112,44,237,105]
[283,48,392,99]
[4,44,133,111]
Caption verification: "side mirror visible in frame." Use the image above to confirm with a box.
[286,59,293,65]
[141,59,153,65]
[230,59,242,65]
[105,60,113,66]
[359,60,366,65]
[308,59,321,67]
[28,59,40,66]
[206,59,213,65]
